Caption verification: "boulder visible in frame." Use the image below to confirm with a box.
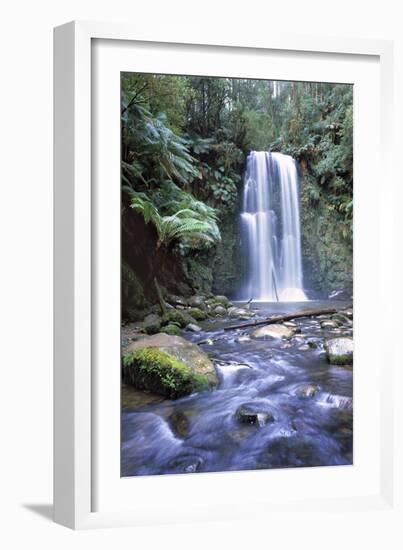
[320,320,339,329]
[325,337,353,365]
[296,384,320,399]
[166,294,188,307]
[229,307,255,320]
[251,324,294,340]
[188,295,206,309]
[213,295,232,307]
[160,324,181,336]
[124,333,218,396]
[214,305,227,316]
[235,403,275,426]
[143,313,162,335]
[235,335,251,343]
[187,307,208,321]
[185,323,202,332]
[298,344,311,351]
[162,309,195,328]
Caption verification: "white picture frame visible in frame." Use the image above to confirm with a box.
[54,20,400,533]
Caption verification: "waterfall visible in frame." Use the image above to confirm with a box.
[239,151,307,302]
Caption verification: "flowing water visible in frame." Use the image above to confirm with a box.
[121,300,353,477]
[240,152,306,302]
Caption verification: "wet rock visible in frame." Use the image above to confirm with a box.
[188,295,206,309]
[168,455,203,473]
[342,308,353,319]
[235,403,275,426]
[251,324,294,339]
[320,320,339,329]
[166,294,188,307]
[295,384,320,398]
[331,313,351,325]
[214,305,227,316]
[160,324,181,336]
[298,344,311,351]
[143,313,162,335]
[307,340,318,349]
[283,321,298,328]
[187,307,208,321]
[162,309,195,328]
[325,337,353,365]
[197,337,214,346]
[168,410,190,437]
[213,295,231,307]
[229,307,255,320]
[235,335,251,343]
[125,333,218,391]
[185,323,202,332]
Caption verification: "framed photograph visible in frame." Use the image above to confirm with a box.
[54,21,399,533]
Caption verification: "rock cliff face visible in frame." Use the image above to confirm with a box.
[300,171,353,297]
[212,209,243,297]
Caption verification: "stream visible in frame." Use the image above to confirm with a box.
[121,300,353,476]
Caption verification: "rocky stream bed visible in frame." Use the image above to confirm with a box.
[121,298,353,476]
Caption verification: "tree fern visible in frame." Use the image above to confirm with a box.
[129,191,220,250]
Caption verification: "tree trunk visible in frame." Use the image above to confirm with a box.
[153,276,166,315]
[219,306,350,332]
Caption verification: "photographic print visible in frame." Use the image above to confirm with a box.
[121,73,353,477]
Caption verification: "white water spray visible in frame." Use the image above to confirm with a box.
[240,151,307,302]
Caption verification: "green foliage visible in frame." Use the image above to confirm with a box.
[129,191,220,251]
[123,348,210,398]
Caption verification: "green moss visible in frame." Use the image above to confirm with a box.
[327,353,353,366]
[187,307,208,321]
[212,295,231,307]
[123,348,210,398]
[162,309,192,328]
[160,324,182,336]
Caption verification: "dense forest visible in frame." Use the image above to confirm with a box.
[121,73,353,321]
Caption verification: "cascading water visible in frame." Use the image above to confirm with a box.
[240,151,307,302]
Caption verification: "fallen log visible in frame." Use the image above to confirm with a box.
[219,306,351,332]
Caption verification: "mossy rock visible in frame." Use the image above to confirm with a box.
[187,307,208,321]
[160,324,181,336]
[188,295,207,309]
[125,333,218,392]
[325,337,353,365]
[162,309,195,328]
[213,295,231,307]
[123,348,211,399]
[143,313,162,335]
